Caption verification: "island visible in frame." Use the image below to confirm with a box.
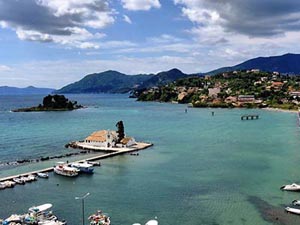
[136,70,300,111]
[66,121,153,152]
[12,94,83,112]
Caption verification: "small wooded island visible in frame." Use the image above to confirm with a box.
[13,94,83,112]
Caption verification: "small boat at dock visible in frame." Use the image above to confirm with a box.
[280,183,300,191]
[71,162,94,174]
[37,172,49,178]
[54,162,79,177]
[293,200,300,206]
[2,180,16,188]
[88,210,110,225]
[285,207,300,215]
[13,177,25,185]
[87,161,101,166]
[145,219,158,225]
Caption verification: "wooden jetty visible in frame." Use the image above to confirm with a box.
[241,114,259,120]
[0,142,153,183]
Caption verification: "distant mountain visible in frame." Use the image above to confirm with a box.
[139,68,188,89]
[206,53,300,75]
[56,70,152,94]
[0,86,55,95]
[56,68,188,94]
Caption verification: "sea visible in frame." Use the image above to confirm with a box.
[1,94,300,225]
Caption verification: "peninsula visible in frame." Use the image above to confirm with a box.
[136,70,300,110]
[12,94,83,112]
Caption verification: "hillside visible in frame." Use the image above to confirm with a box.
[206,53,300,75]
[56,68,188,94]
[0,86,55,95]
[139,68,188,89]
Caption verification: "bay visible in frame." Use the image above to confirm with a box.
[0,94,300,225]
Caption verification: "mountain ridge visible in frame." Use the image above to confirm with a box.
[56,68,188,94]
[0,86,55,95]
[205,53,300,75]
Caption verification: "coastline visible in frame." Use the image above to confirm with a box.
[262,107,299,113]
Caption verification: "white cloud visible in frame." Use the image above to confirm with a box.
[0,0,114,49]
[123,15,132,24]
[121,0,161,11]
[0,65,12,72]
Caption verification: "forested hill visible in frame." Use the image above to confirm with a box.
[56,69,188,94]
[206,53,300,75]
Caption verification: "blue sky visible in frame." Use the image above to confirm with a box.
[0,0,300,88]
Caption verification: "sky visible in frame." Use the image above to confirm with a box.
[0,0,300,88]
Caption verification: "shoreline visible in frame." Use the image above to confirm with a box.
[262,107,299,113]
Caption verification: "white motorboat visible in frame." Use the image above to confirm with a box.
[280,183,300,191]
[0,182,6,189]
[285,207,300,215]
[145,219,158,225]
[13,177,25,185]
[292,200,300,206]
[2,180,16,188]
[54,162,79,177]
[87,161,101,167]
[28,174,37,181]
[71,162,94,174]
[3,214,24,224]
[37,172,49,178]
[38,220,66,225]
[29,203,53,214]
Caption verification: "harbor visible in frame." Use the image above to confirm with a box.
[0,142,153,183]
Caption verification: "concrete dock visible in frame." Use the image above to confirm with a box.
[0,142,153,183]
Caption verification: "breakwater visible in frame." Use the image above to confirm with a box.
[0,142,153,182]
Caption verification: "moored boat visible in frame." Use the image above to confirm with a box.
[54,162,79,177]
[13,177,25,185]
[37,172,49,178]
[280,183,300,191]
[88,210,110,225]
[145,219,158,225]
[87,161,101,166]
[28,174,37,181]
[285,206,300,215]
[292,200,300,206]
[2,180,16,188]
[71,162,94,174]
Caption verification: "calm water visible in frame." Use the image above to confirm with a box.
[0,94,300,225]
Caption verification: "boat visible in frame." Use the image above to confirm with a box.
[21,176,33,183]
[3,214,24,224]
[0,182,6,189]
[285,206,300,215]
[13,177,25,185]
[28,174,37,181]
[2,180,16,188]
[88,210,110,225]
[280,183,300,191]
[28,203,53,214]
[37,172,49,178]
[28,203,66,224]
[292,200,300,206]
[87,161,101,167]
[54,162,79,177]
[71,162,94,174]
[145,219,158,225]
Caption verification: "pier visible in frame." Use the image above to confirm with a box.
[0,142,153,183]
[241,114,259,120]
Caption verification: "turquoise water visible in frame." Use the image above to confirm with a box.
[1,94,300,225]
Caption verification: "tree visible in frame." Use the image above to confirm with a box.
[116,121,125,143]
